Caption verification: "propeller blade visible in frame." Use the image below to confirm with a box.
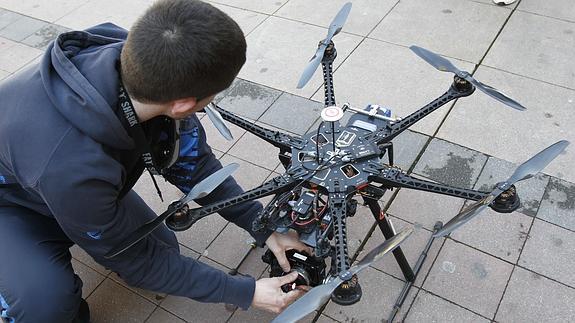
[205,103,233,141]
[296,2,352,89]
[104,163,239,258]
[272,226,414,323]
[434,140,569,237]
[508,140,569,184]
[409,45,527,111]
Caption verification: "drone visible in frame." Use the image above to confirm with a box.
[107,3,569,322]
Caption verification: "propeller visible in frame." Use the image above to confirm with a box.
[205,102,233,141]
[435,140,569,237]
[409,45,527,111]
[105,163,240,258]
[272,225,415,323]
[296,2,352,89]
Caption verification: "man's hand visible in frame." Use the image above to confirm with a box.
[265,231,312,272]
[252,271,305,313]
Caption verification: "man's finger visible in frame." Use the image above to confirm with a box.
[275,251,291,272]
[277,271,299,286]
[283,288,306,306]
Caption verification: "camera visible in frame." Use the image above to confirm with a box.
[262,249,327,292]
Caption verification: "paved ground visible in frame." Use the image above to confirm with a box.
[1,0,574,322]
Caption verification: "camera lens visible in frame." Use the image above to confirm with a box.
[281,267,311,292]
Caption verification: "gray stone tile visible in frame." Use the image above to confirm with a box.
[109,272,167,305]
[236,246,269,279]
[0,8,21,30]
[175,215,228,253]
[0,69,10,81]
[240,16,363,98]
[437,66,575,183]
[413,138,488,189]
[405,289,490,323]
[484,11,575,90]
[259,92,324,135]
[208,2,268,35]
[387,182,466,231]
[361,216,444,287]
[450,207,532,263]
[208,0,287,15]
[201,115,246,153]
[146,307,185,323]
[72,258,107,298]
[219,153,274,189]
[323,267,418,322]
[316,314,339,322]
[0,37,42,72]
[423,240,513,317]
[389,130,430,170]
[519,219,575,287]
[132,172,183,215]
[0,15,47,41]
[0,0,89,22]
[369,0,510,63]
[475,157,550,217]
[205,221,258,269]
[71,244,110,275]
[227,126,282,171]
[229,307,315,323]
[518,0,575,23]
[54,0,147,30]
[87,279,156,323]
[21,23,70,49]
[159,258,235,322]
[495,266,575,322]
[275,0,398,36]
[346,205,377,257]
[217,78,282,120]
[312,39,474,136]
[538,177,575,231]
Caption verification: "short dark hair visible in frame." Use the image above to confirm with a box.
[121,0,246,103]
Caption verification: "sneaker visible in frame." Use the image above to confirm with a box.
[72,299,90,323]
[493,0,517,5]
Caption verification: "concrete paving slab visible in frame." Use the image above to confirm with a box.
[201,115,246,153]
[72,258,107,298]
[71,244,111,276]
[55,0,149,30]
[519,219,575,288]
[21,23,70,49]
[208,2,268,36]
[369,0,511,63]
[345,204,376,257]
[217,78,282,121]
[0,37,42,72]
[313,39,474,136]
[275,0,398,37]
[413,138,488,189]
[146,307,185,323]
[495,266,575,322]
[387,183,466,231]
[219,154,273,189]
[87,278,156,323]
[423,240,513,318]
[484,11,575,90]
[159,257,235,322]
[229,306,316,323]
[209,0,287,15]
[0,14,47,42]
[259,92,324,135]
[538,177,575,231]
[174,215,228,253]
[360,216,444,287]
[240,16,363,99]
[0,69,9,81]
[0,0,88,22]
[0,8,20,30]
[475,157,550,217]
[323,267,418,322]
[405,289,490,323]
[449,207,532,263]
[437,66,575,183]
[519,0,575,23]
[388,130,430,170]
[236,246,269,279]
[205,222,260,269]
[227,130,282,171]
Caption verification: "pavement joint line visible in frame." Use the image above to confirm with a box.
[515,264,575,291]
[516,8,575,24]
[418,287,495,322]
[206,0,273,16]
[478,63,575,92]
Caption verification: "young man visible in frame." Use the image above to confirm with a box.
[0,0,307,321]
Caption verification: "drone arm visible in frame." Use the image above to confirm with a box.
[329,193,351,274]
[366,78,474,144]
[321,42,337,107]
[166,174,298,231]
[370,167,489,201]
[213,104,305,151]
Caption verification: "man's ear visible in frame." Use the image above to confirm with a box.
[169,97,198,118]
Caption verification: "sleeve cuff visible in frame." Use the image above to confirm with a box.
[222,274,256,310]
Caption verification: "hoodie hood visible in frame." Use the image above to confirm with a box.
[41,23,133,149]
